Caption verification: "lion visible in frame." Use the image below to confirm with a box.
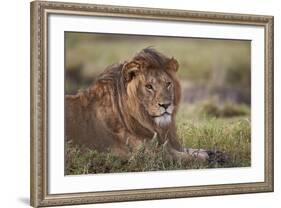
[65,48,224,162]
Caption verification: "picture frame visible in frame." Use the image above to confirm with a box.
[30,1,274,207]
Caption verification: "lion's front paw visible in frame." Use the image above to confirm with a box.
[207,150,229,165]
[184,148,229,164]
[184,148,209,161]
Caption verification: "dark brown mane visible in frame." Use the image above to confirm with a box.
[132,48,171,70]
[95,48,171,84]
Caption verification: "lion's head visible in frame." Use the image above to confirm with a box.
[121,48,181,130]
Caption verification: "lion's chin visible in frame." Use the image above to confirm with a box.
[154,114,171,128]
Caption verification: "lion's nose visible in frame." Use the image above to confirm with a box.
[159,102,171,110]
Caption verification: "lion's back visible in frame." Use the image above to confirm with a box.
[65,68,126,151]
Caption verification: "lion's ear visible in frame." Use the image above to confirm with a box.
[167,57,179,72]
[122,61,140,82]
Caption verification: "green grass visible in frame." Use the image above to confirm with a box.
[65,103,251,175]
[65,137,211,175]
[177,116,251,168]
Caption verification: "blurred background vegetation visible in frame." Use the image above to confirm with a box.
[65,32,251,106]
[65,32,251,174]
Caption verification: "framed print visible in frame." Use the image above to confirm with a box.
[30,1,274,207]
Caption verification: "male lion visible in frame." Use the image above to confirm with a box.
[65,48,223,162]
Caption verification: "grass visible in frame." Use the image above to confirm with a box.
[65,137,211,175]
[65,102,251,175]
[177,116,251,168]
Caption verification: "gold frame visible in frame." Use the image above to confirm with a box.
[30,1,274,207]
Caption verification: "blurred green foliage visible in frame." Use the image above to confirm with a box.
[199,100,250,117]
[65,32,251,104]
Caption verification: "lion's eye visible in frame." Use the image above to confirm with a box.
[145,84,153,90]
[167,82,172,88]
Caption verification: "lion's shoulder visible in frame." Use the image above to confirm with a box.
[66,63,123,109]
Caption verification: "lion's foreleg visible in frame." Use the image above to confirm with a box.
[169,147,228,164]
[168,147,209,161]
[184,148,210,160]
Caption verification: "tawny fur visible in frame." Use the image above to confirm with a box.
[65,48,209,160]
